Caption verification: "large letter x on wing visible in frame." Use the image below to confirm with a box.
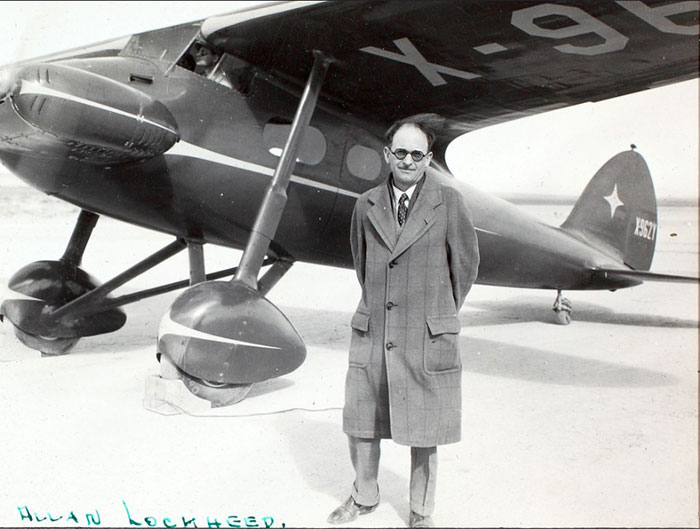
[360,37,481,86]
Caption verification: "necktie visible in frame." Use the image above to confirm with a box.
[398,193,409,226]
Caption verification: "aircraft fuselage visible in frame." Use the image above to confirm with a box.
[0,49,637,292]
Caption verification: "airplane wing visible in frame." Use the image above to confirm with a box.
[201,0,699,157]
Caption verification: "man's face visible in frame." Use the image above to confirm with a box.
[383,124,433,191]
[195,47,215,67]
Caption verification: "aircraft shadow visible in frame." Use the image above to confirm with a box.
[460,336,677,388]
[464,296,699,329]
[275,415,411,524]
[42,291,695,375]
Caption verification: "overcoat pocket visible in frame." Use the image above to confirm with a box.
[424,314,462,374]
[349,310,371,367]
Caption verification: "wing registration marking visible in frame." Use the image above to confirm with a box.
[359,2,698,85]
[360,37,481,87]
[473,43,508,55]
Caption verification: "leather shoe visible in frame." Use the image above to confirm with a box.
[327,496,378,524]
[409,510,434,528]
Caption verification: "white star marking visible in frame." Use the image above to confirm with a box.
[603,184,625,217]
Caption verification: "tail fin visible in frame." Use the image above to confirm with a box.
[561,150,657,271]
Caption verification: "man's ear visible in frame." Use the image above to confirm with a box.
[383,146,391,164]
[426,151,434,164]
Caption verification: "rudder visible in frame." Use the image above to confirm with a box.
[561,150,657,271]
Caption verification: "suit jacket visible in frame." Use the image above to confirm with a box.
[343,170,479,446]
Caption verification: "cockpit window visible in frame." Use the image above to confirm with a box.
[177,40,234,89]
[120,23,200,66]
[120,26,248,92]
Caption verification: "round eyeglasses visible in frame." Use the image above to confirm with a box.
[389,148,429,162]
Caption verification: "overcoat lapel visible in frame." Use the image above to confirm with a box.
[391,177,442,259]
[366,184,398,252]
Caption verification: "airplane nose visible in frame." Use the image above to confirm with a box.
[0,61,178,161]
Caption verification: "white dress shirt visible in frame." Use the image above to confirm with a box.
[390,182,418,226]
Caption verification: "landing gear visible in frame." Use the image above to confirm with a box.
[1,209,191,356]
[14,327,78,356]
[158,352,252,407]
[5,233,92,355]
[156,50,331,407]
[552,289,572,325]
[4,50,332,408]
[183,377,253,408]
[1,210,126,355]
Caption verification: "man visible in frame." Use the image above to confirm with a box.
[192,43,233,89]
[328,114,480,528]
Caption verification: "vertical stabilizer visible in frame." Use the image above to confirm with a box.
[561,150,657,271]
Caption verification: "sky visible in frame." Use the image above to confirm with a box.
[0,1,697,200]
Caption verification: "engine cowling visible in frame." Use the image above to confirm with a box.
[1,61,178,163]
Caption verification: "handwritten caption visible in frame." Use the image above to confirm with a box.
[17,501,285,528]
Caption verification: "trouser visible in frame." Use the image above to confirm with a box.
[348,435,438,516]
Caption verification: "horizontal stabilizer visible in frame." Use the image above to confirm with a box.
[594,268,699,284]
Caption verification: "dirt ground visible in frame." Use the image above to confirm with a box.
[0,181,697,528]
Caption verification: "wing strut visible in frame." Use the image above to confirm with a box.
[154,51,333,397]
[234,50,332,289]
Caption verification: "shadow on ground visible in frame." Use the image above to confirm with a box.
[460,336,677,388]
[464,295,698,329]
[3,289,695,361]
[277,416,411,525]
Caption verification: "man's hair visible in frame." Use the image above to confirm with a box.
[385,113,445,151]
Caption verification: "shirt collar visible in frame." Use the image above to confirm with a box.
[390,179,418,204]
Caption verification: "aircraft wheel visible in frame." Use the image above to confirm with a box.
[554,308,571,325]
[158,352,181,380]
[157,353,252,406]
[14,326,79,356]
[182,372,253,407]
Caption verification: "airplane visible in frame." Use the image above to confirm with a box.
[0,1,697,406]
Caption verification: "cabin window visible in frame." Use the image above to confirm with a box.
[263,123,326,165]
[346,144,382,180]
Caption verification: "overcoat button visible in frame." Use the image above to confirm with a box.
[389,260,397,268]
[386,302,395,310]
[386,342,395,351]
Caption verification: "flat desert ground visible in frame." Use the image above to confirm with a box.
[0,178,697,528]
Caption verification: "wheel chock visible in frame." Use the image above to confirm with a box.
[143,374,212,415]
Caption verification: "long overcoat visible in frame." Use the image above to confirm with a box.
[343,171,479,447]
